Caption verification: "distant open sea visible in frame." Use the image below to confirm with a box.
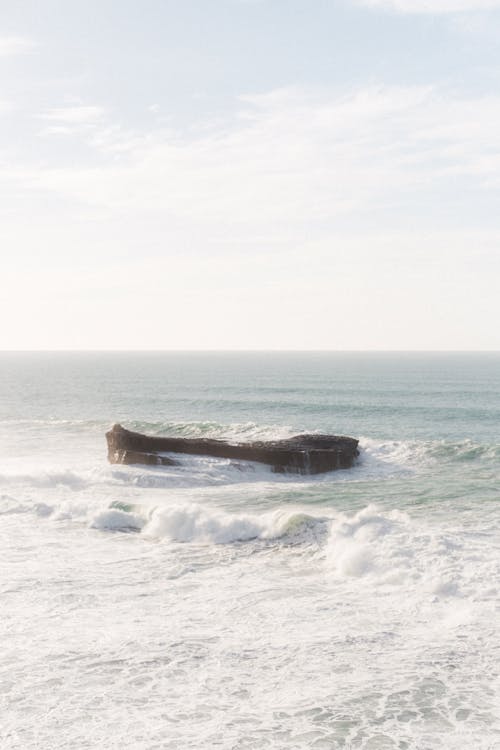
[1,352,499,749]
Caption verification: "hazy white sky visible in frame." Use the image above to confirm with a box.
[1,0,499,350]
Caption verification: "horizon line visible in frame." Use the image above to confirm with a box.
[1,349,499,354]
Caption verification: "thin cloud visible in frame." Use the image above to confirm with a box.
[358,0,500,12]
[0,35,36,56]
[0,100,13,114]
[39,105,106,125]
[3,84,500,349]
[22,85,500,225]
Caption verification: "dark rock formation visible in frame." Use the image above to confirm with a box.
[106,423,359,475]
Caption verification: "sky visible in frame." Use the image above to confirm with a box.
[1,0,499,350]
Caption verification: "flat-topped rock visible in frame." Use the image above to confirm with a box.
[106,424,359,475]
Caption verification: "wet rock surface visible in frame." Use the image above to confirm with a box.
[106,423,359,475]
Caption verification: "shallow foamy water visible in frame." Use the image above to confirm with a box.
[1,353,499,749]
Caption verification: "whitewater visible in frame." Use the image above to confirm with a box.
[1,352,499,749]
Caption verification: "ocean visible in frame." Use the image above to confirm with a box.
[1,352,499,749]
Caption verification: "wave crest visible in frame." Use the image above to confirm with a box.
[142,504,328,545]
[90,508,146,532]
[126,420,296,442]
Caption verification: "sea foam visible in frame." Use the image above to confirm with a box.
[142,503,328,545]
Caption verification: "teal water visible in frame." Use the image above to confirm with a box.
[2,352,499,440]
[1,353,499,749]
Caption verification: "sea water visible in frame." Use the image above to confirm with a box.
[0,352,499,749]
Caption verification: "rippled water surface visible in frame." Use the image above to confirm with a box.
[1,352,499,749]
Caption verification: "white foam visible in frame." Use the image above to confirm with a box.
[127,419,297,442]
[325,504,404,577]
[90,508,146,532]
[358,435,500,478]
[143,503,327,545]
[0,468,90,490]
[323,503,497,608]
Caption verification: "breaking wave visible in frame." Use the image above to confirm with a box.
[358,436,500,477]
[91,503,329,545]
[126,419,297,442]
[323,504,496,600]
